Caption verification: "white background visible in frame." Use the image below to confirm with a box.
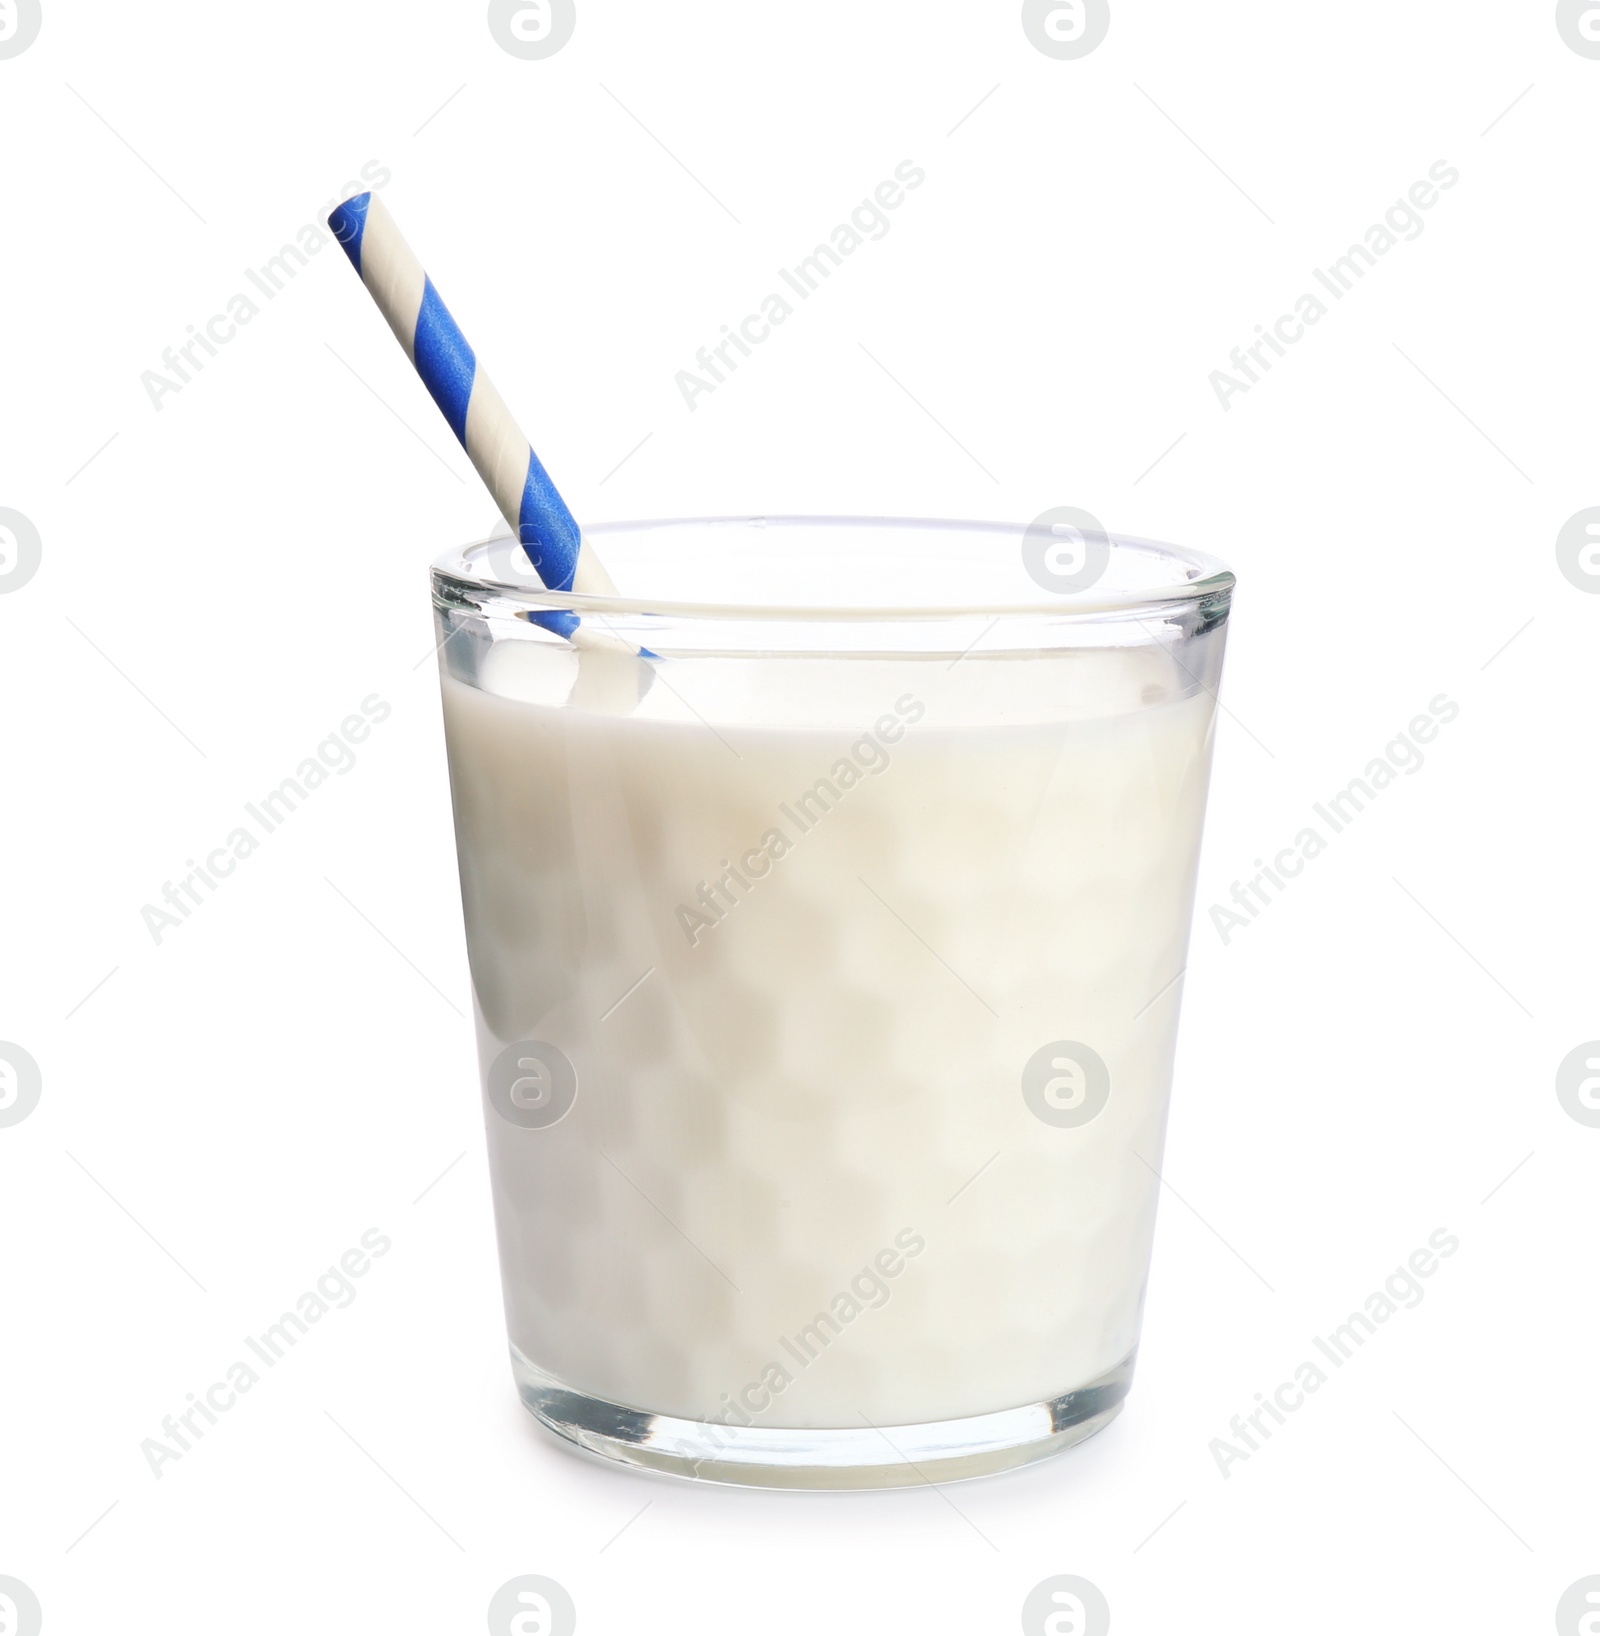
[2,1,1597,1631]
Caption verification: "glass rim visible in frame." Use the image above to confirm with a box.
[431,514,1236,624]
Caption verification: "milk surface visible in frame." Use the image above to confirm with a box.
[441,641,1218,1428]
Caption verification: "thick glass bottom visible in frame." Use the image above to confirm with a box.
[512,1346,1135,1489]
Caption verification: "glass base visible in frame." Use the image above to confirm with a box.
[512,1346,1135,1489]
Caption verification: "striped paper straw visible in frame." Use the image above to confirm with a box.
[327,191,619,631]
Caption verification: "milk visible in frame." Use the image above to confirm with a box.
[441,636,1219,1429]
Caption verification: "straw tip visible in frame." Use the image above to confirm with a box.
[327,192,372,270]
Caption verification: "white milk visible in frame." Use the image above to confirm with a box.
[441,641,1217,1429]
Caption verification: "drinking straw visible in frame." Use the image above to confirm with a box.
[327,192,621,643]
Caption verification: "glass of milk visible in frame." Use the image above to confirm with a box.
[432,516,1234,1487]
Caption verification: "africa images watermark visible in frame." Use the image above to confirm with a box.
[1208,161,1460,412]
[1021,1576,1111,1636]
[1557,0,1600,57]
[1022,506,1111,594]
[1557,1042,1600,1128]
[488,1576,577,1636]
[487,0,576,59]
[140,160,392,411]
[674,160,926,411]
[141,1229,392,1478]
[1557,507,1600,594]
[690,1229,926,1450]
[1208,693,1459,945]
[140,695,392,944]
[0,0,41,58]
[1210,1227,1460,1478]
[1023,1040,1111,1127]
[1557,1578,1600,1636]
[1021,0,1111,59]
[0,1578,41,1636]
[0,506,42,595]
[486,1038,578,1129]
[0,1042,42,1129]
[673,693,925,946]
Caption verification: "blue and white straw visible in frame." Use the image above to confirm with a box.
[328,191,620,640]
